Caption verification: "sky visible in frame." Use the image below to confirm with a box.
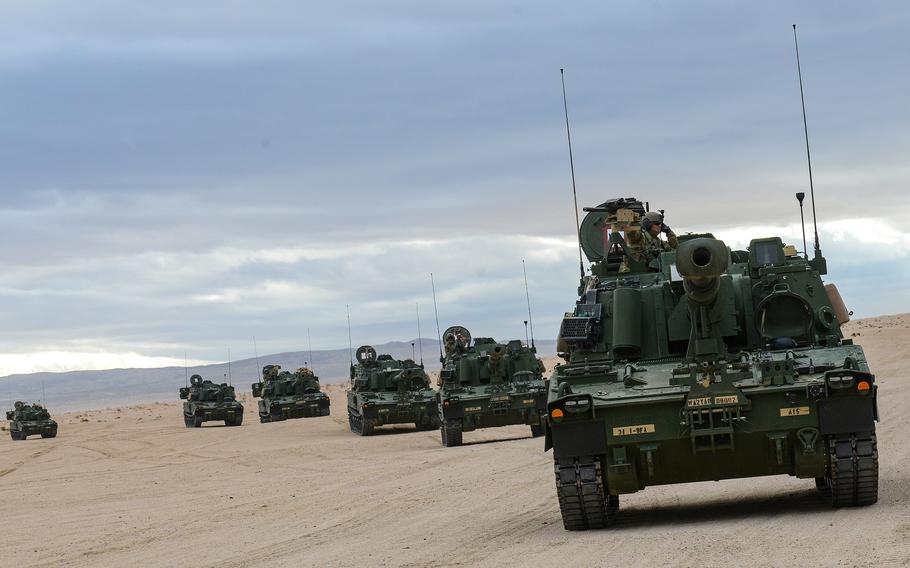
[0,1,908,376]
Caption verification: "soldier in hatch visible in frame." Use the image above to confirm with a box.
[262,365,280,383]
[626,210,678,269]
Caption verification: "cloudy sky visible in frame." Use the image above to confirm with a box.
[0,1,907,375]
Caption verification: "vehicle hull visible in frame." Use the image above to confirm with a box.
[9,420,58,440]
[259,395,330,422]
[347,392,440,435]
[182,402,244,427]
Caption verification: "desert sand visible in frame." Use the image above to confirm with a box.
[1,315,909,567]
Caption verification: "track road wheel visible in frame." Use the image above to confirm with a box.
[441,419,463,447]
[192,415,204,428]
[361,418,376,436]
[825,432,878,507]
[554,456,619,530]
[530,424,545,438]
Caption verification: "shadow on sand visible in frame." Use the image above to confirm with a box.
[610,486,831,530]
[462,434,537,447]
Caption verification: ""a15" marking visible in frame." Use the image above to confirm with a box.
[780,406,810,417]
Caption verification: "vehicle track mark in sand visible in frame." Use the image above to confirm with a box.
[0,445,58,480]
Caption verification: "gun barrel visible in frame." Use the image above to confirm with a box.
[676,238,729,304]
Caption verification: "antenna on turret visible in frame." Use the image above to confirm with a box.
[522,259,536,349]
[523,321,530,346]
[227,347,232,387]
[411,342,416,361]
[415,302,425,367]
[252,336,262,381]
[792,24,822,259]
[346,305,354,366]
[560,68,585,279]
[796,192,809,259]
[307,328,314,373]
[184,351,189,388]
[430,273,443,361]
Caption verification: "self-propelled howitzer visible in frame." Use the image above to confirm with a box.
[6,401,57,440]
[546,199,878,530]
[438,326,548,447]
[251,365,330,423]
[179,374,244,427]
[346,346,439,435]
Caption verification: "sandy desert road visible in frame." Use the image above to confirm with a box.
[1,315,909,568]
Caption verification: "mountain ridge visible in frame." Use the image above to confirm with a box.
[0,338,556,412]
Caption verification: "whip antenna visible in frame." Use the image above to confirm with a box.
[184,351,189,387]
[346,305,354,365]
[561,68,585,278]
[416,302,424,366]
[227,347,232,386]
[307,328,314,373]
[796,192,809,260]
[522,259,536,349]
[252,336,261,381]
[430,273,443,361]
[792,24,822,258]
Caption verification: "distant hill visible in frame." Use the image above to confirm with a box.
[0,339,555,412]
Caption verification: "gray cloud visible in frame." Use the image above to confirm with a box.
[0,1,908,371]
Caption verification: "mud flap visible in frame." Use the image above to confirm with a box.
[551,421,608,459]
[819,397,875,436]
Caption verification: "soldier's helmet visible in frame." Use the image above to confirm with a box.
[641,211,664,231]
[190,374,203,386]
[14,401,23,410]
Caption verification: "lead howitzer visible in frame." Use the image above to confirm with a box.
[547,198,878,530]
